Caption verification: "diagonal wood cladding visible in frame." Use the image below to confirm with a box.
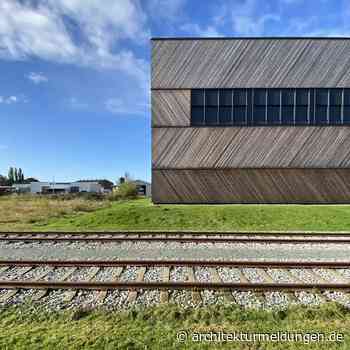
[151,38,350,203]
[152,90,190,127]
[152,39,350,89]
[152,169,350,204]
[152,127,350,169]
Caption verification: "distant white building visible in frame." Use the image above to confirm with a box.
[13,181,105,194]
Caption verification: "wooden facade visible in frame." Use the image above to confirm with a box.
[151,38,350,204]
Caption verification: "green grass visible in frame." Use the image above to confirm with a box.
[3,196,350,232]
[35,198,350,232]
[0,303,348,349]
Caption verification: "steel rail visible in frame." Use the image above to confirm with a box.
[0,260,350,268]
[2,231,350,237]
[0,281,349,291]
[1,236,350,244]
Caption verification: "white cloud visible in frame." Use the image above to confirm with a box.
[0,0,149,88]
[180,23,222,37]
[0,1,77,62]
[27,72,48,84]
[0,96,17,104]
[105,97,148,116]
[0,95,28,104]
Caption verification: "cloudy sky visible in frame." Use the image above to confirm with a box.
[1,0,349,182]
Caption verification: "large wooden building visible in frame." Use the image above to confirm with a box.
[151,37,350,204]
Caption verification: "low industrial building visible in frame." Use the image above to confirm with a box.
[13,181,105,194]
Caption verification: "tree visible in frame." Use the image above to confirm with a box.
[119,177,125,184]
[18,168,24,183]
[8,167,14,185]
[0,175,8,186]
[14,168,18,183]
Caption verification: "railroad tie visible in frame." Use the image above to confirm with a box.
[0,267,32,303]
[239,269,265,305]
[310,269,346,303]
[209,268,234,303]
[63,267,100,303]
[127,267,146,304]
[30,267,54,301]
[160,267,170,303]
[33,266,77,301]
[187,267,202,305]
[327,269,350,283]
[96,267,124,303]
[287,269,326,303]
[260,269,297,303]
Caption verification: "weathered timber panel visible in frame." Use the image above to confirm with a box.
[152,90,190,127]
[152,39,350,88]
[152,169,350,204]
[152,127,350,169]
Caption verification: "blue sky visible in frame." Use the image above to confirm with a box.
[1,0,350,183]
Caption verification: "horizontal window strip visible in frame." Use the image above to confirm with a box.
[191,88,350,126]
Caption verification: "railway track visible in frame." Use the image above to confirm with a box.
[0,259,350,308]
[0,260,349,291]
[1,231,350,244]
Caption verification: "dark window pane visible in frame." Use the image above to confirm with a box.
[191,106,204,125]
[205,106,218,124]
[344,106,350,124]
[254,89,266,106]
[267,106,280,124]
[219,90,232,106]
[219,106,232,124]
[246,89,252,123]
[192,90,204,106]
[253,106,266,124]
[296,89,309,105]
[282,89,294,105]
[281,106,294,124]
[268,90,280,106]
[205,90,218,106]
[315,106,328,124]
[295,106,308,124]
[233,89,247,105]
[329,106,342,124]
[233,106,246,125]
[344,89,350,105]
[330,89,342,106]
[309,90,315,123]
[316,89,328,106]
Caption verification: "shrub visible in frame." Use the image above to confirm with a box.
[108,182,138,201]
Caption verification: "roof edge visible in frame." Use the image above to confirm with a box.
[151,36,350,41]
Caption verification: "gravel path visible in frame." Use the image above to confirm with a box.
[0,241,350,261]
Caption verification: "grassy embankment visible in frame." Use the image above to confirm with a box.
[3,196,350,232]
[0,303,348,349]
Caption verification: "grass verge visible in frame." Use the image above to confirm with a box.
[39,198,350,232]
[3,197,350,232]
[0,303,348,349]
